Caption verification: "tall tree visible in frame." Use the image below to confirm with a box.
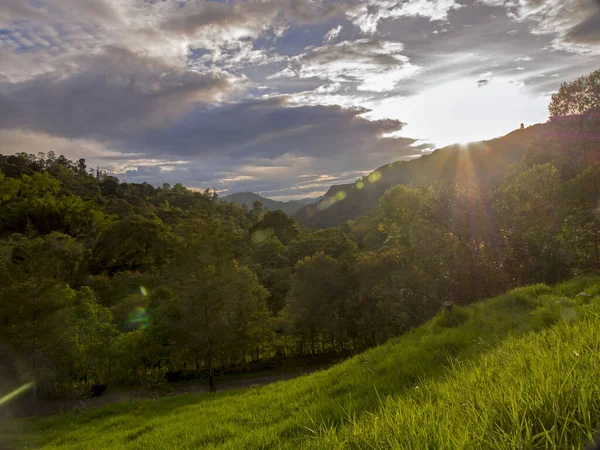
[161,218,269,390]
[285,252,348,354]
[549,68,600,129]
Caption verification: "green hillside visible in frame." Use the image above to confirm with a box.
[294,123,552,228]
[4,276,600,450]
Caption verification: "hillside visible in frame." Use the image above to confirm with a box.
[5,277,600,449]
[222,192,318,215]
[295,123,550,228]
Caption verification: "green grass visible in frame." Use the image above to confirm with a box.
[3,277,600,449]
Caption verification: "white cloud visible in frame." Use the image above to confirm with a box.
[278,39,420,92]
[347,0,462,33]
[324,25,343,42]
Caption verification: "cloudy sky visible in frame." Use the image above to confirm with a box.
[0,0,598,199]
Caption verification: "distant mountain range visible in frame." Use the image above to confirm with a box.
[222,192,319,216]
[295,123,552,228]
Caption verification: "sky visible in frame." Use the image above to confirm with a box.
[0,0,599,200]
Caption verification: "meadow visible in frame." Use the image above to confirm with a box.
[3,276,600,449]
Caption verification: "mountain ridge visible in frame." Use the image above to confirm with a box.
[295,122,551,228]
[222,191,318,216]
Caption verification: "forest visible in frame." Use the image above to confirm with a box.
[1,69,599,405]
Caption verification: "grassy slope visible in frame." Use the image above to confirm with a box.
[3,277,600,449]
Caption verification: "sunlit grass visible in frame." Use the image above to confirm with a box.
[3,277,600,449]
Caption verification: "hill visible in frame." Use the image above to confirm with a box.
[295,123,550,228]
[222,191,318,215]
[5,276,600,449]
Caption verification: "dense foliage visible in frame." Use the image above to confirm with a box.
[549,68,600,120]
[1,72,599,405]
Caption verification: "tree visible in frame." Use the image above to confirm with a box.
[286,228,357,264]
[160,218,270,390]
[549,69,600,123]
[350,250,433,347]
[0,262,115,401]
[560,166,600,273]
[77,158,87,175]
[252,200,263,214]
[497,163,566,284]
[284,252,348,354]
[250,210,300,245]
[93,215,174,274]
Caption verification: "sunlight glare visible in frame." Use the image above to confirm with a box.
[0,382,35,406]
[364,77,548,147]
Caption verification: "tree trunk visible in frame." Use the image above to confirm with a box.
[207,334,215,392]
[595,228,599,268]
[208,352,215,393]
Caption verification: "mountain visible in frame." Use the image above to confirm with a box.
[222,191,318,216]
[295,123,551,228]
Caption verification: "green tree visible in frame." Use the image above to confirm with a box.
[93,215,174,274]
[549,68,600,120]
[251,210,300,245]
[285,252,348,354]
[161,218,270,390]
[497,163,566,284]
[560,166,600,273]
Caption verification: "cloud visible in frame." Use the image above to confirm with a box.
[160,1,280,45]
[565,8,600,43]
[160,0,344,48]
[1,0,599,199]
[122,96,418,160]
[324,25,343,42]
[480,0,600,53]
[0,46,243,139]
[0,129,124,164]
[0,0,49,24]
[347,0,462,33]
[271,39,420,92]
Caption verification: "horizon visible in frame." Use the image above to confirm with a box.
[1,0,599,200]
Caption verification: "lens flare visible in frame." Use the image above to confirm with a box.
[251,229,272,244]
[368,171,381,183]
[127,306,149,329]
[139,286,148,296]
[335,191,347,201]
[0,382,35,406]
[317,189,348,211]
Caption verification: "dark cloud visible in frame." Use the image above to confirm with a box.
[0,0,48,24]
[125,96,418,161]
[161,0,345,40]
[0,46,242,139]
[477,79,490,87]
[565,8,600,43]
[480,0,600,52]
[301,39,405,69]
[161,1,276,37]
[0,0,128,30]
